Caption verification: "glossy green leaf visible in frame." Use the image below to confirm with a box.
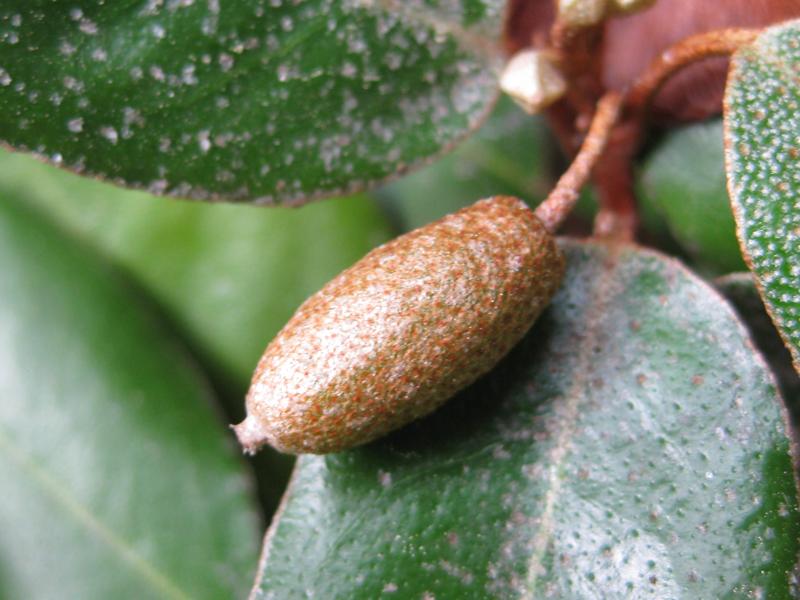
[0,148,395,518]
[0,198,260,598]
[725,19,800,372]
[0,1,503,204]
[378,97,556,230]
[638,119,745,274]
[254,241,800,599]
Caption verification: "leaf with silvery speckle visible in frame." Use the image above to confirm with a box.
[724,19,800,374]
[252,241,800,599]
[0,0,503,204]
[379,96,555,231]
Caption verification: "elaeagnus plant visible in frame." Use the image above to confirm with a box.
[2,1,800,598]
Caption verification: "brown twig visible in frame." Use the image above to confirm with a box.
[589,27,760,239]
[535,92,623,232]
[536,26,762,237]
[625,27,760,117]
[591,118,640,239]
[549,14,607,131]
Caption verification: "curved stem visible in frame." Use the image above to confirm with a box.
[589,28,761,239]
[591,118,640,240]
[625,28,760,117]
[536,27,762,237]
[535,92,622,232]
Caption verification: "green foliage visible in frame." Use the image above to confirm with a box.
[0,150,394,403]
[638,119,745,274]
[1,4,800,598]
[0,148,394,516]
[0,197,259,599]
[0,0,502,203]
[715,273,800,427]
[379,96,556,230]
[725,19,800,372]
[254,242,800,599]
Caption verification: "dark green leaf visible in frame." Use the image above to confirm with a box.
[253,241,800,599]
[0,198,260,598]
[0,148,395,518]
[638,119,745,274]
[0,0,502,203]
[715,273,800,430]
[724,19,800,372]
[378,97,556,230]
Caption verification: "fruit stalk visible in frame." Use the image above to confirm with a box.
[624,28,760,117]
[534,91,623,232]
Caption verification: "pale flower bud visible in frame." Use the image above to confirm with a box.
[500,49,567,114]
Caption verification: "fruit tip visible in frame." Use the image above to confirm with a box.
[231,415,267,456]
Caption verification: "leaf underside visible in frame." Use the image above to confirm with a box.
[0,0,502,204]
[724,19,800,373]
[253,240,800,599]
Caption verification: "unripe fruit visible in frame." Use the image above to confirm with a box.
[233,196,565,455]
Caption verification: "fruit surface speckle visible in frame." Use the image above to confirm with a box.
[234,196,565,454]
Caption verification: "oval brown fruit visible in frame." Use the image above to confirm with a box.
[233,196,565,454]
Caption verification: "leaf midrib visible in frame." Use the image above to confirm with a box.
[0,426,191,600]
[522,245,621,597]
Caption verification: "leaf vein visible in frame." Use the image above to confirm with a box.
[0,426,191,600]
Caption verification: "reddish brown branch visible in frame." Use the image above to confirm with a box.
[535,26,762,237]
[591,119,640,239]
[549,16,607,130]
[535,92,623,232]
[625,27,760,117]
[589,27,761,239]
